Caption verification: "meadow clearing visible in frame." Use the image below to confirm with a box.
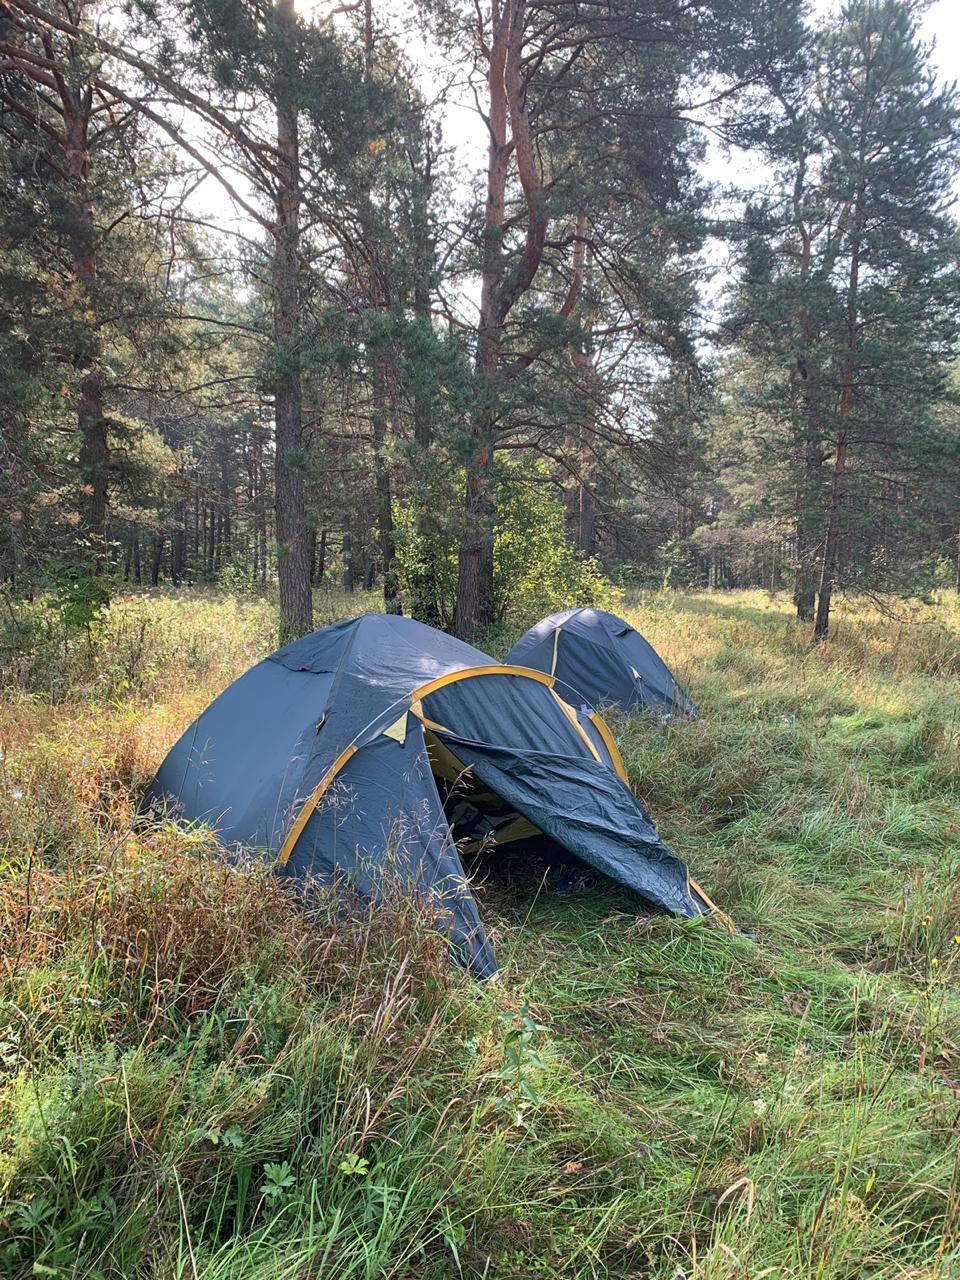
[2,589,960,1278]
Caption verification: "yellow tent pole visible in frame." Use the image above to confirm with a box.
[276,665,557,868]
[688,874,736,935]
[588,712,628,783]
[276,744,357,867]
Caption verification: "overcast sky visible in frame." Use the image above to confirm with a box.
[915,0,958,78]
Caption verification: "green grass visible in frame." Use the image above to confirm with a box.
[3,587,960,1277]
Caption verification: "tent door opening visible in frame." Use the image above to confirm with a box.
[423,729,597,889]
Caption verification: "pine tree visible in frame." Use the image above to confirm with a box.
[726,0,960,637]
[0,3,194,590]
[427,0,809,637]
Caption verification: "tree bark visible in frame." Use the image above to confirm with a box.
[454,0,552,637]
[360,0,401,616]
[62,72,108,562]
[815,180,863,641]
[255,422,268,588]
[785,132,823,624]
[565,363,596,555]
[173,525,186,584]
[316,527,327,583]
[794,477,818,621]
[151,533,164,587]
[407,133,444,626]
[305,524,316,585]
[272,0,312,640]
[562,219,595,555]
[372,365,401,613]
[454,0,513,637]
[814,430,847,640]
[793,353,823,622]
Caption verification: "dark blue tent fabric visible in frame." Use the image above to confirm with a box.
[423,669,596,757]
[147,659,333,850]
[506,608,697,718]
[286,723,498,977]
[147,613,706,976]
[435,734,700,918]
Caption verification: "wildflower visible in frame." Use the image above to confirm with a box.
[954,936,960,946]
[755,1052,769,1066]
[751,1098,768,1117]
[932,957,940,968]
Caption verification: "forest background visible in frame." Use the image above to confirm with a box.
[2,0,960,645]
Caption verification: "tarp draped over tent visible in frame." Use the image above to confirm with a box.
[146,613,707,976]
[506,607,697,718]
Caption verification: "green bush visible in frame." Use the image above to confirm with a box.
[395,459,618,630]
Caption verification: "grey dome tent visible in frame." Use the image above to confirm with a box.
[506,608,697,719]
[146,613,710,977]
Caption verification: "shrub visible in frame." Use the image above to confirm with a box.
[395,458,619,629]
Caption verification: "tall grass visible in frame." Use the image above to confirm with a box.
[2,587,960,1276]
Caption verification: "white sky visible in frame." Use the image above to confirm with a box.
[910,0,958,78]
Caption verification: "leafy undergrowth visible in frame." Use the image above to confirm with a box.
[2,588,960,1277]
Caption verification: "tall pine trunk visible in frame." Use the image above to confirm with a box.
[794,431,821,622]
[64,82,108,562]
[791,202,820,623]
[455,368,498,637]
[361,0,400,615]
[151,533,164,587]
[454,1,511,637]
[407,132,444,626]
[371,362,401,612]
[815,192,862,642]
[562,223,594,556]
[272,0,312,640]
[565,308,596,556]
[814,420,849,641]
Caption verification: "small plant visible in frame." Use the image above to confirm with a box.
[260,1161,297,1203]
[395,457,619,627]
[493,1000,550,1121]
[337,1153,370,1177]
[46,553,113,633]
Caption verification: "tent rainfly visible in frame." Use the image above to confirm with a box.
[146,613,710,976]
[506,608,697,718]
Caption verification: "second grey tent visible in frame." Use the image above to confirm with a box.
[506,607,697,718]
[146,613,710,976]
